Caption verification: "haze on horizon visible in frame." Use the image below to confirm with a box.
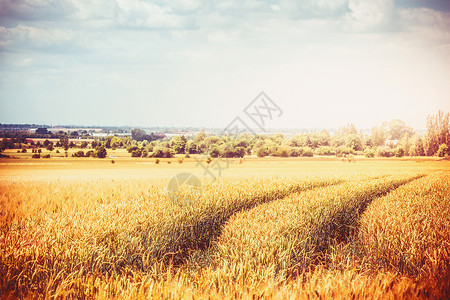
[1,0,449,130]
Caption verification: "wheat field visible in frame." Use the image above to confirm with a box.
[0,158,449,299]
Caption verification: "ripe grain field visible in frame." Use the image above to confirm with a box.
[0,158,449,299]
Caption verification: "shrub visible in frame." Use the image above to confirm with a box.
[32,154,40,159]
[290,147,303,157]
[178,157,183,164]
[206,157,212,164]
[336,146,355,157]
[42,154,50,158]
[315,146,335,156]
[277,146,291,157]
[85,150,94,157]
[256,146,269,158]
[131,149,142,157]
[95,146,107,158]
[127,146,138,153]
[21,148,27,153]
[210,146,221,158]
[301,147,314,157]
[364,148,375,158]
[376,146,394,157]
[72,151,85,158]
[395,146,405,157]
[234,147,246,158]
[155,159,160,164]
[150,147,174,158]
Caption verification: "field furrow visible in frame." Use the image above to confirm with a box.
[214,174,424,281]
[0,176,343,295]
[358,172,450,280]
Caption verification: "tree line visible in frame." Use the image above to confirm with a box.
[1,111,449,159]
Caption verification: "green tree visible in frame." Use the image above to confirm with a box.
[60,136,69,151]
[371,126,386,146]
[95,146,107,158]
[436,144,449,157]
[234,146,246,158]
[345,134,363,151]
[170,136,187,154]
[256,145,269,157]
[410,136,425,156]
[209,146,221,158]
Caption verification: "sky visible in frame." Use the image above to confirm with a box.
[0,0,449,130]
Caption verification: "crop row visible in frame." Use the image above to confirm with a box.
[214,174,424,282]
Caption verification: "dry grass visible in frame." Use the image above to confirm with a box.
[0,159,449,298]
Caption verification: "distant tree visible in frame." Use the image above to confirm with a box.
[43,139,51,147]
[209,146,221,158]
[46,143,54,151]
[276,146,290,157]
[371,126,386,146]
[60,136,69,151]
[72,151,85,157]
[424,110,449,156]
[221,143,236,158]
[80,141,88,148]
[410,136,425,156]
[234,146,246,158]
[256,145,269,158]
[185,140,198,154]
[364,148,375,158]
[170,136,187,154]
[289,147,303,157]
[315,146,335,156]
[36,128,50,135]
[436,144,449,157]
[150,146,174,158]
[95,146,107,158]
[131,129,156,142]
[337,123,358,136]
[395,146,405,157]
[383,119,414,140]
[376,146,394,157]
[345,134,363,151]
[105,136,113,148]
[131,149,142,157]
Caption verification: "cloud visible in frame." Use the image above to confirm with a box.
[344,0,396,32]
[114,0,192,29]
[0,24,89,53]
[398,7,450,45]
[0,0,75,24]
[279,0,349,18]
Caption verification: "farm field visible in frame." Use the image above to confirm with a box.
[0,158,449,298]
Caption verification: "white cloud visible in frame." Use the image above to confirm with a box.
[344,0,396,32]
[398,7,450,45]
[279,0,348,18]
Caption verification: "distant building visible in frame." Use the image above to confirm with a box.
[385,139,399,146]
